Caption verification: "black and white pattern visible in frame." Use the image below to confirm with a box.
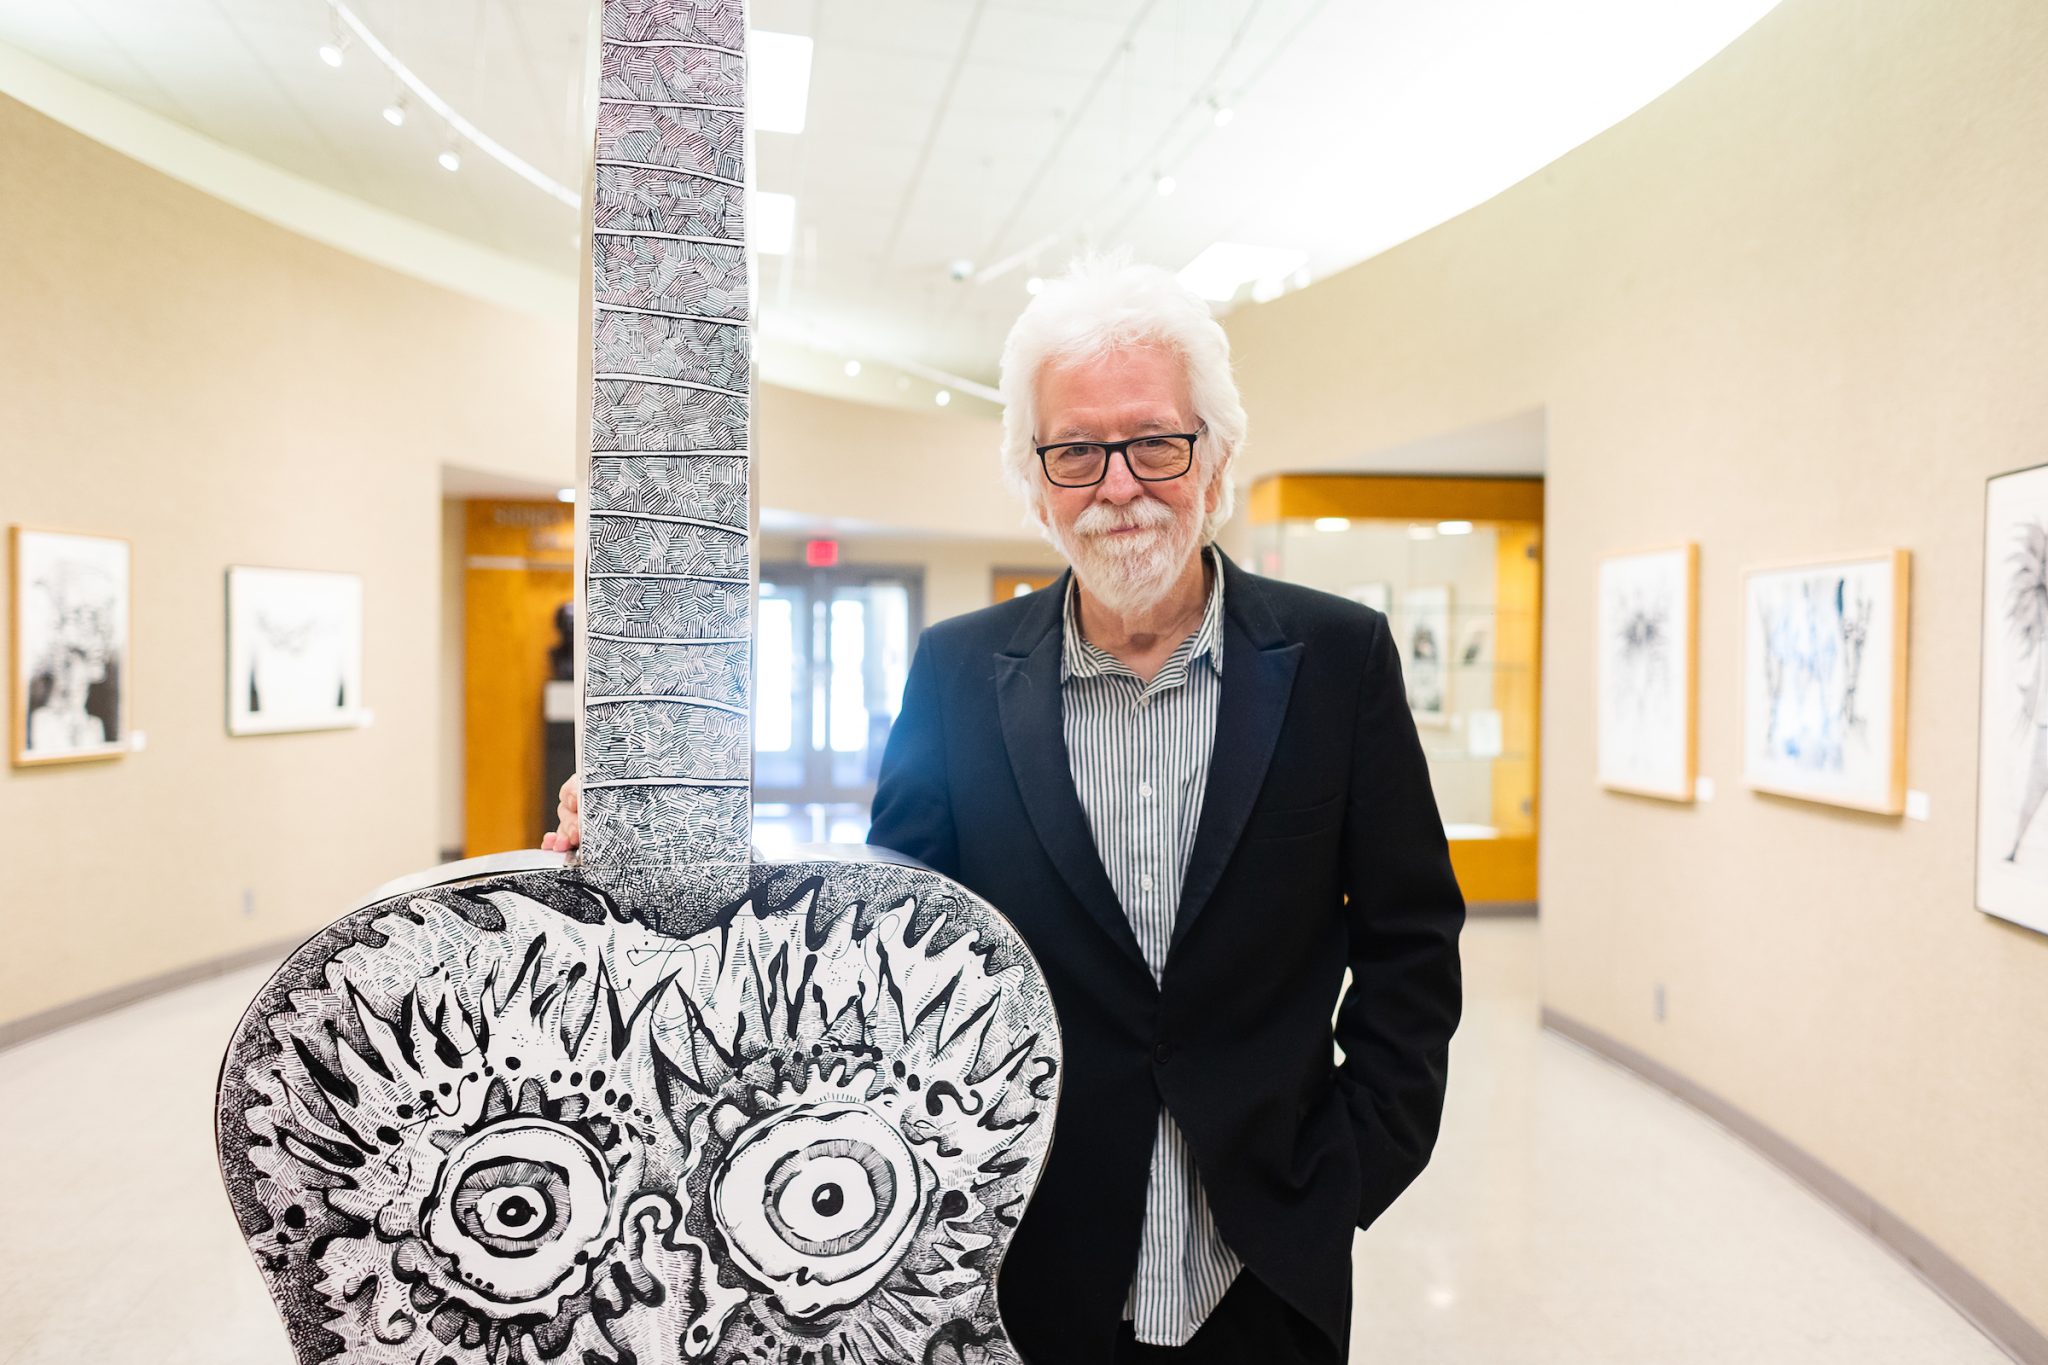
[216,5,1060,1362]
[217,857,1058,1365]
[1060,552,1241,1345]
[582,0,753,898]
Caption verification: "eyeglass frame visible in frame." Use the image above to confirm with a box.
[1032,425,1206,488]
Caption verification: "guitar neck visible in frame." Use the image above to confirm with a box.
[578,0,753,906]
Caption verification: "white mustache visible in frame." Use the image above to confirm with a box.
[1074,498,1176,537]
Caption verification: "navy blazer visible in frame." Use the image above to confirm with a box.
[867,550,1465,1363]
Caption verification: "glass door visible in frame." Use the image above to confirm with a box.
[754,564,919,852]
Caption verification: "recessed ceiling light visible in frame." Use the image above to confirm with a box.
[1408,524,1438,540]
[750,31,814,134]
[843,359,861,377]
[318,42,345,68]
[438,148,461,172]
[1211,100,1235,128]
[1154,173,1178,197]
[381,101,406,127]
[556,487,576,504]
[1437,520,1474,535]
[1314,517,1350,533]
[752,191,796,255]
[1177,242,1308,302]
[1025,276,1044,296]
[934,389,952,407]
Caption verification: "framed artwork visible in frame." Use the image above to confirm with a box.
[1742,550,1910,813]
[226,566,366,736]
[9,527,130,766]
[1402,585,1452,725]
[1977,462,2048,934]
[1597,544,1699,801]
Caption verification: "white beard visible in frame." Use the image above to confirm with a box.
[1047,493,1205,619]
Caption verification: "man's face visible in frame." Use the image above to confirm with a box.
[1033,344,1219,616]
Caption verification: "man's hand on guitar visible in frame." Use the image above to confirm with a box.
[541,774,581,852]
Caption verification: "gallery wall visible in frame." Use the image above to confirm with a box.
[1224,0,2048,1334]
[0,94,578,1029]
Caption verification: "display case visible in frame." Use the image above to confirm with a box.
[1249,475,1544,905]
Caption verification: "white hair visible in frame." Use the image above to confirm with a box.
[996,254,1245,542]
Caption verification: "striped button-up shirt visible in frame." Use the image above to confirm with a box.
[1060,548,1242,1346]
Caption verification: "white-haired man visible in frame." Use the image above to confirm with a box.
[864,258,1466,1364]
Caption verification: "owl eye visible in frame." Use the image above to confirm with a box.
[425,1119,612,1303]
[712,1103,924,1318]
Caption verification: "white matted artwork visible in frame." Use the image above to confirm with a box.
[1402,585,1452,725]
[1978,462,2048,934]
[1597,544,1698,801]
[1742,550,1910,814]
[10,527,130,766]
[227,566,365,735]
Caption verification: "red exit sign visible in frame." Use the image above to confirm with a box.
[804,538,840,567]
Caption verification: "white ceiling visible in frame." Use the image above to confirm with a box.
[0,0,1781,409]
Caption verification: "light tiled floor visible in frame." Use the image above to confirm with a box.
[0,920,2008,1364]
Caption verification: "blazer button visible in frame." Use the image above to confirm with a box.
[1153,1041,1172,1065]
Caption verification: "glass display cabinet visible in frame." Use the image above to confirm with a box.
[1249,475,1544,906]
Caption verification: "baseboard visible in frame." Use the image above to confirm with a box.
[0,935,300,1053]
[1542,1007,2045,1365]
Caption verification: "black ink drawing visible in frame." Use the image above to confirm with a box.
[216,5,1060,1362]
[10,527,128,765]
[1403,585,1451,723]
[1977,465,2048,932]
[1742,552,1907,812]
[1596,547,1695,800]
[226,566,365,736]
[2001,517,2048,861]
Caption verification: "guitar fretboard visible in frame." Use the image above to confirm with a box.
[579,0,752,905]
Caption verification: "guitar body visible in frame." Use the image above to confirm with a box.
[217,849,1059,1365]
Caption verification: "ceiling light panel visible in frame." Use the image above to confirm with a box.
[749,30,813,134]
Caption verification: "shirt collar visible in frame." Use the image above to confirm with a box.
[1061,546,1225,683]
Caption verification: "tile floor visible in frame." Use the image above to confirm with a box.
[0,920,2009,1363]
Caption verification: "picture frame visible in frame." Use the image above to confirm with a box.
[1741,549,1910,814]
[1596,543,1699,802]
[9,526,132,766]
[1976,462,2048,934]
[1402,584,1452,726]
[226,565,367,736]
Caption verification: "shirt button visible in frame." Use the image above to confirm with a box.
[1153,1041,1173,1065]
[1140,873,1154,891]
[1139,781,1154,798]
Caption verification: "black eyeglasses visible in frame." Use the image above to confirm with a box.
[1033,427,1203,488]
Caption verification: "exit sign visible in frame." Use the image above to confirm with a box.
[804,538,840,567]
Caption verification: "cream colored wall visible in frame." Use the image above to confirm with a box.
[0,95,577,1027]
[1226,0,2048,1332]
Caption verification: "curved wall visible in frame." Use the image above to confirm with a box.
[1225,0,2048,1335]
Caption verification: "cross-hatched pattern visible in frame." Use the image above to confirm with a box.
[594,165,747,241]
[583,701,749,782]
[599,45,744,108]
[592,383,748,451]
[582,0,751,888]
[597,106,742,184]
[579,785,752,868]
[601,0,745,48]
[584,577,749,640]
[593,314,748,392]
[589,455,748,524]
[587,636,748,699]
[594,237,747,318]
[587,516,746,580]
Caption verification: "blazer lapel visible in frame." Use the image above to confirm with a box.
[994,574,1152,976]
[1170,554,1304,959]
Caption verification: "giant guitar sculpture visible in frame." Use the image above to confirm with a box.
[215,4,1060,1361]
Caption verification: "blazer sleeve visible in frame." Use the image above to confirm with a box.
[867,630,962,879]
[1334,612,1467,1231]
